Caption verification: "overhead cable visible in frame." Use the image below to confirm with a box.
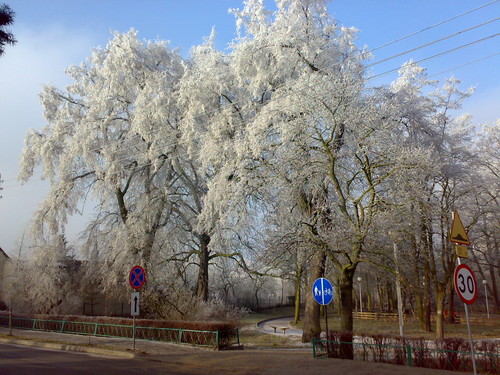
[371,0,500,52]
[367,17,499,67]
[368,33,500,80]
[429,51,500,77]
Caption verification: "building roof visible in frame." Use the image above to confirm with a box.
[0,247,9,259]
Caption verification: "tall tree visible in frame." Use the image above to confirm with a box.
[0,3,16,56]
[468,121,500,312]
[19,30,185,296]
[194,0,431,340]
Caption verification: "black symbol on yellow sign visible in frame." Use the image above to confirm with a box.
[450,210,470,245]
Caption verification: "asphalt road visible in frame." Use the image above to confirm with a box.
[0,342,465,375]
[0,343,207,375]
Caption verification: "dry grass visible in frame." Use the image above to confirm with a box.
[240,306,297,325]
[244,307,499,340]
[293,313,500,340]
[238,327,307,348]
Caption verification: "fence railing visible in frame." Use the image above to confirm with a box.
[0,316,239,349]
[354,312,404,321]
[313,338,498,374]
[354,311,499,326]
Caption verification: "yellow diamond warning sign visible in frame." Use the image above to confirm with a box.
[450,210,470,245]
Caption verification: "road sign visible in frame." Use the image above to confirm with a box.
[129,265,146,290]
[450,210,470,245]
[131,292,140,316]
[455,244,469,259]
[454,264,477,305]
[312,277,334,305]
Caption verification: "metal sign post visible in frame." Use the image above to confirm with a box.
[133,315,136,351]
[454,261,477,375]
[131,291,140,351]
[128,266,146,351]
[313,277,334,343]
[451,211,476,375]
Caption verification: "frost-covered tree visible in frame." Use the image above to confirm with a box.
[381,66,478,338]
[19,27,256,308]
[22,235,81,314]
[186,0,431,340]
[19,30,185,295]
[17,1,489,328]
[178,28,269,301]
[468,121,499,312]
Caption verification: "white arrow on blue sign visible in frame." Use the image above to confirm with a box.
[312,277,334,305]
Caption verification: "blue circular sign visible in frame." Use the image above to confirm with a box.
[129,265,146,290]
[312,277,334,305]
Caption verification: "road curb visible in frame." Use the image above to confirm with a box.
[0,336,136,358]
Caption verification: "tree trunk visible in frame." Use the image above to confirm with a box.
[423,275,432,332]
[294,269,302,324]
[435,284,446,339]
[116,188,128,223]
[301,250,326,343]
[377,278,386,312]
[195,233,210,301]
[338,268,355,332]
[387,281,395,312]
[415,292,425,328]
[254,289,260,310]
[367,284,372,311]
[489,263,500,313]
[447,281,456,323]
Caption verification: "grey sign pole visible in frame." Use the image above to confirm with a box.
[131,291,140,351]
[456,259,477,375]
[133,316,136,351]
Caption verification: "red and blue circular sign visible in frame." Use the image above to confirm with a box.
[129,265,146,290]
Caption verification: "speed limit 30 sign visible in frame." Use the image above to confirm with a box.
[454,264,477,305]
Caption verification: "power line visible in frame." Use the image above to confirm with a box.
[368,33,500,80]
[367,17,499,68]
[371,0,500,52]
[429,51,500,77]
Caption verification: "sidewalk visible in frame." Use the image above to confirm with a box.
[0,327,200,357]
[256,316,303,336]
[0,327,469,375]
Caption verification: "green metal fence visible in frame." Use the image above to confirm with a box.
[312,338,499,374]
[0,316,239,349]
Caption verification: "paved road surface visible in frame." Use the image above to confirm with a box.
[0,341,467,375]
[0,343,201,375]
[0,327,473,375]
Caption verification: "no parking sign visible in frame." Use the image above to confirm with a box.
[129,265,146,290]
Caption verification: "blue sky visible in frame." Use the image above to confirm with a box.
[1,0,499,254]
